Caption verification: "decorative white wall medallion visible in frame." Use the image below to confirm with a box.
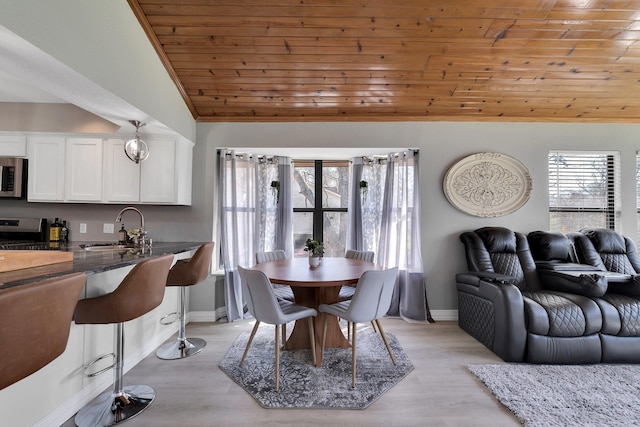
[443,152,533,217]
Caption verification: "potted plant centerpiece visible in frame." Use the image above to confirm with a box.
[304,238,324,267]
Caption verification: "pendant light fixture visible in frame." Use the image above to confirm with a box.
[124,120,149,163]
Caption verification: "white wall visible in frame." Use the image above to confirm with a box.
[198,121,640,317]
[0,0,196,141]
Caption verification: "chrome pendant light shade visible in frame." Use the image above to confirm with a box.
[124,120,149,164]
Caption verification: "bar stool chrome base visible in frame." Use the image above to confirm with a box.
[157,286,207,360]
[156,337,206,360]
[74,385,155,427]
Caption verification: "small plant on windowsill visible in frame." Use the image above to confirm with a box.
[270,180,280,203]
[359,180,368,203]
[304,239,324,267]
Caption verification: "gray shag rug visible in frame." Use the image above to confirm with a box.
[468,364,640,426]
[219,324,413,409]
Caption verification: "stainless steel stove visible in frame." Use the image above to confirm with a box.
[0,217,51,249]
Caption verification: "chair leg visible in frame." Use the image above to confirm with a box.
[348,321,375,338]
[321,314,328,359]
[281,323,286,346]
[240,320,261,366]
[307,317,317,366]
[275,325,280,392]
[375,319,396,365]
[352,322,357,388]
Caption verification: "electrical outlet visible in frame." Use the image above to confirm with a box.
[79,223,87,234]
[103,223,115,234]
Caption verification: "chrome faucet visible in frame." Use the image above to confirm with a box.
[114,207,147,249]
[115,206,145,230]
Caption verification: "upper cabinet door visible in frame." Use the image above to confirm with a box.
[140,139,177,204]
[65,138,103,202]
[140,138,192,205]
[27,136,66,201]
[103,139,140,203]
[0,135,27,157]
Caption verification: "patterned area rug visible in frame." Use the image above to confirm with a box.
[468,364,640,426]
[219,323,413,409]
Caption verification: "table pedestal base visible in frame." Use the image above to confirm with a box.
[285,285,350,367]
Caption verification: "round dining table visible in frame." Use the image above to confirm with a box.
[250,256,380,367]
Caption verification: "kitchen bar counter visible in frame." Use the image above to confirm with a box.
[0,242,202,289]
[0,241,206,427]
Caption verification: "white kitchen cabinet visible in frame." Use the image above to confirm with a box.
[103,137,192,205]
[0,135,27,157]
[26,134,192,205]
[28,137,103,202]
[140,139,175,203]
[27,136,65,201]
[103,138,140,203]
[65,138,103,202]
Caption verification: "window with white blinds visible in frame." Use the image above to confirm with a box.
[548,151,620,233]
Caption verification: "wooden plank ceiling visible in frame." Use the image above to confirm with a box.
[128,0,640,122]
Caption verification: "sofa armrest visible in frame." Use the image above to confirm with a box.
[456,271,518,286]
[538,269,608,297]
[606,274,640,297]
[456,272,526,362]
[535,261,602,272]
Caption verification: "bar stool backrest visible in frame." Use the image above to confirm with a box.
[74,254,174,325]
[0,272,86,390]
[166,242,215,286]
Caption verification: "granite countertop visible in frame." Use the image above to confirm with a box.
[0,242,203,290]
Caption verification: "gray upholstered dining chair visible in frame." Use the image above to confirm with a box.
[339,250,375,300]
[255,249,287,264]
[255,250,295,302]
[255,250,296,345]
[238,266,317,392]
[339,249,376,339]
[344,249,375,262]
[319,267,398,388]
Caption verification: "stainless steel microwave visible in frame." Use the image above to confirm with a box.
[0,157,26,198]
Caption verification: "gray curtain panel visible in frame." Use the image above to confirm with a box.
[276,156,294,258]
[377,151,433,322]
[219,150,292,322]
[346,156,364,252]
[219,149,245,322]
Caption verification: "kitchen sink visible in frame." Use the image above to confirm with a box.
[80,243,129,252]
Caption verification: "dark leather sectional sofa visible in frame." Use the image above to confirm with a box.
[457,226,640,363]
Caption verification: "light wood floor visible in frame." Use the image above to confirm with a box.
[63,319,519,427]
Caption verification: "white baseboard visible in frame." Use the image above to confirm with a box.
[188,308,227,323]
[187,310,218,322]
[34,323,179,427]
[189,309,459,323]
[429,310,458,322]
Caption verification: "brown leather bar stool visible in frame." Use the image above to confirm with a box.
[73,254,174,427]
[0,273,86,391]
[156,242,214,360]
